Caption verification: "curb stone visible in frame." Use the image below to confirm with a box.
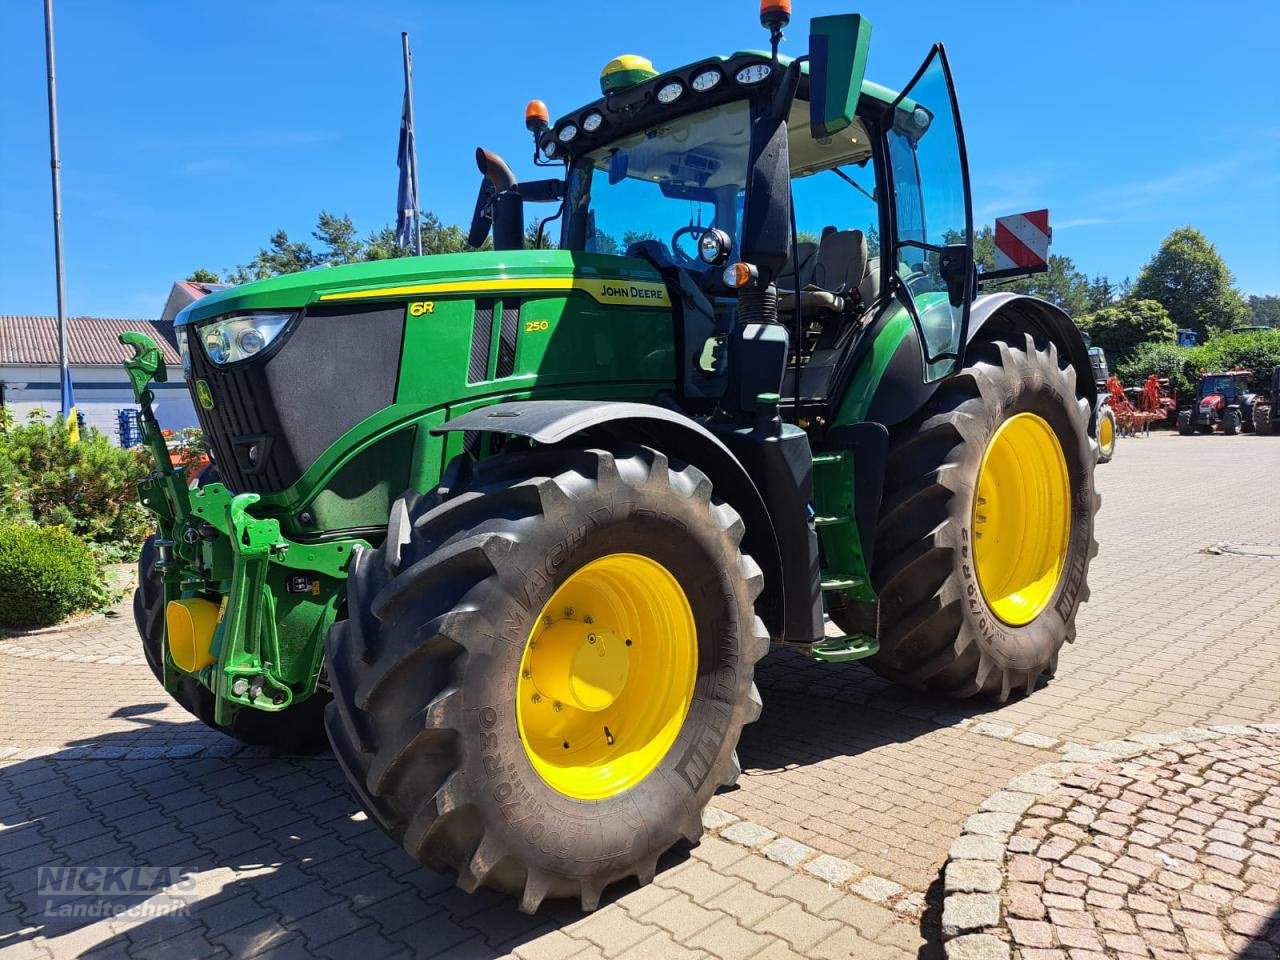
[938,722,1280,959]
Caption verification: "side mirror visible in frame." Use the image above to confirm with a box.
[938,243,971,309]
[808,14,872,139]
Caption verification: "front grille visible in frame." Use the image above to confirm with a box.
[183,302,406,495]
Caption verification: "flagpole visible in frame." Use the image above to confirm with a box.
[43,0,71,413]
[401,32,422,256]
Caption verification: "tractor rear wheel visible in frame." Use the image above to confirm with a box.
[1257,403,1275,435]
[835,332,1098,701]
[1177,411,1195,436]
[1223,409,1242,435]
[134,535,330,754]
[324,444,767,912]
[1096,406,1117,463]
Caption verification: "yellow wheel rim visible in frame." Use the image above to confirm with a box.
[516,553,697,800]
[972,413,1071,627]
[1099,413,1115,454]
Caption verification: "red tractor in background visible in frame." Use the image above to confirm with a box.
[1177,371,1258,436]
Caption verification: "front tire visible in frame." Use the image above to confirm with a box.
[1177,410,1195,436]
[1223,409,1242,435]
[835,332,1098,701]
[133,535,330,754]
[1096,405,1118,463]
[324,444,767,912]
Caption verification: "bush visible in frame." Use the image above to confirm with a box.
[1115,341,1196,398]
[1077,299,1175,365]
[0,524,108,628]
[1113,329,1280,400]
[0,411,151,555]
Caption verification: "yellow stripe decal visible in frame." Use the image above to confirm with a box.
[317,277,671,308]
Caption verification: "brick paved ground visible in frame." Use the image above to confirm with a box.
[1,431,1278,959]
[943,727,1280,959]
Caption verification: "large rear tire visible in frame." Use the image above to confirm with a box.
[1256,403,1275,435]
[835,332,1098,701]
[324,444,767,912]
[134,535,330,754]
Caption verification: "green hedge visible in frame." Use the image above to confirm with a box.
[0,524,107,628]
[0,410,151,559]
[1115,329,1280,400]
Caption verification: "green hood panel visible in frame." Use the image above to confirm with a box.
[176,250,666,326]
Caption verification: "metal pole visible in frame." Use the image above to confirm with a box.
[43,0,70,390]
[401,32,423,256]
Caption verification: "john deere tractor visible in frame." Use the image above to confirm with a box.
[124,4,1098,912]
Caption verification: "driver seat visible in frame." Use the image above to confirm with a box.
[777,229,868,316]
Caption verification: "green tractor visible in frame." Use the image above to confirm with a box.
[123,4,1098,912]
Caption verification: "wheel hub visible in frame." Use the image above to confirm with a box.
[526,620,630,712]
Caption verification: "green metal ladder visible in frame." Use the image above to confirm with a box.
[809,451,879,664]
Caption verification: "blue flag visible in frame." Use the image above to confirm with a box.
[396,89,418,250]
[60,365,79,443]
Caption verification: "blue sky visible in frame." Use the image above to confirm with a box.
[2,1,1278,318]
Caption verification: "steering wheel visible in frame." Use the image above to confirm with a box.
[670,224,710,267]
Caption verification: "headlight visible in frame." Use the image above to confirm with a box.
[735,63,772,85]
[691,69,722,92]
[176,326,191,371]
[656,81,684,104]
[581,111,604,133]
[198,312,293,365]
[557,123,579,143]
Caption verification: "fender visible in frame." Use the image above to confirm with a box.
[861,292,1097,429]
[432,400,792,640]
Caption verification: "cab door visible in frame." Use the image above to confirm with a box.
[883,45,974,380]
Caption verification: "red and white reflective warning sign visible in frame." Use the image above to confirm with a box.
[994,209,1051,270]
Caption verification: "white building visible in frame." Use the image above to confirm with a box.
[0,314,197,442]
[0,281,225,444]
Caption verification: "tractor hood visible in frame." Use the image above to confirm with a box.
[175,250,667,327]
[1200,393,1224,410]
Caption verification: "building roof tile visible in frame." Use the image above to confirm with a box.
[0,316,181,366]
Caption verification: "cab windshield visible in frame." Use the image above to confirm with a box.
[1199,375,1242,396]
[562,100,751,268]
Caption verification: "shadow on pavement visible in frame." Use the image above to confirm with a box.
[0,715,698,960]
[0,648,1025,959]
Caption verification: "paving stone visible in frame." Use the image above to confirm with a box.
[944,933,1011,960]
[760,837,816,868]
[942,893,1000,937]
[944,860,1002,894]
[802,854,860,886]
[719,821,778,849]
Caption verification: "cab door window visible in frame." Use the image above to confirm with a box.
[886,45,973,380]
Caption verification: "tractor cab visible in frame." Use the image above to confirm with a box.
[477,12,982,420]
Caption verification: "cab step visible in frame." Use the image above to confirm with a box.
[813,513,851,527]
[811,632,879,663]
[819,572,865,591]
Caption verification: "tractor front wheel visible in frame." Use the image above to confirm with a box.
[134,536,330,754]
[1222,409,1242,435]
[324,444,767,911]
[836,332,1099,701]
[1096,406,1118,463]
[1177,411,1195,436]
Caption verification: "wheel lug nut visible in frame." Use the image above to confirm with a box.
[564,607,574,617]
[587,634,596,644]
[583,615,594,624]
[553,701,563,712]
[532,693,542,704]
[522,670,532,680]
